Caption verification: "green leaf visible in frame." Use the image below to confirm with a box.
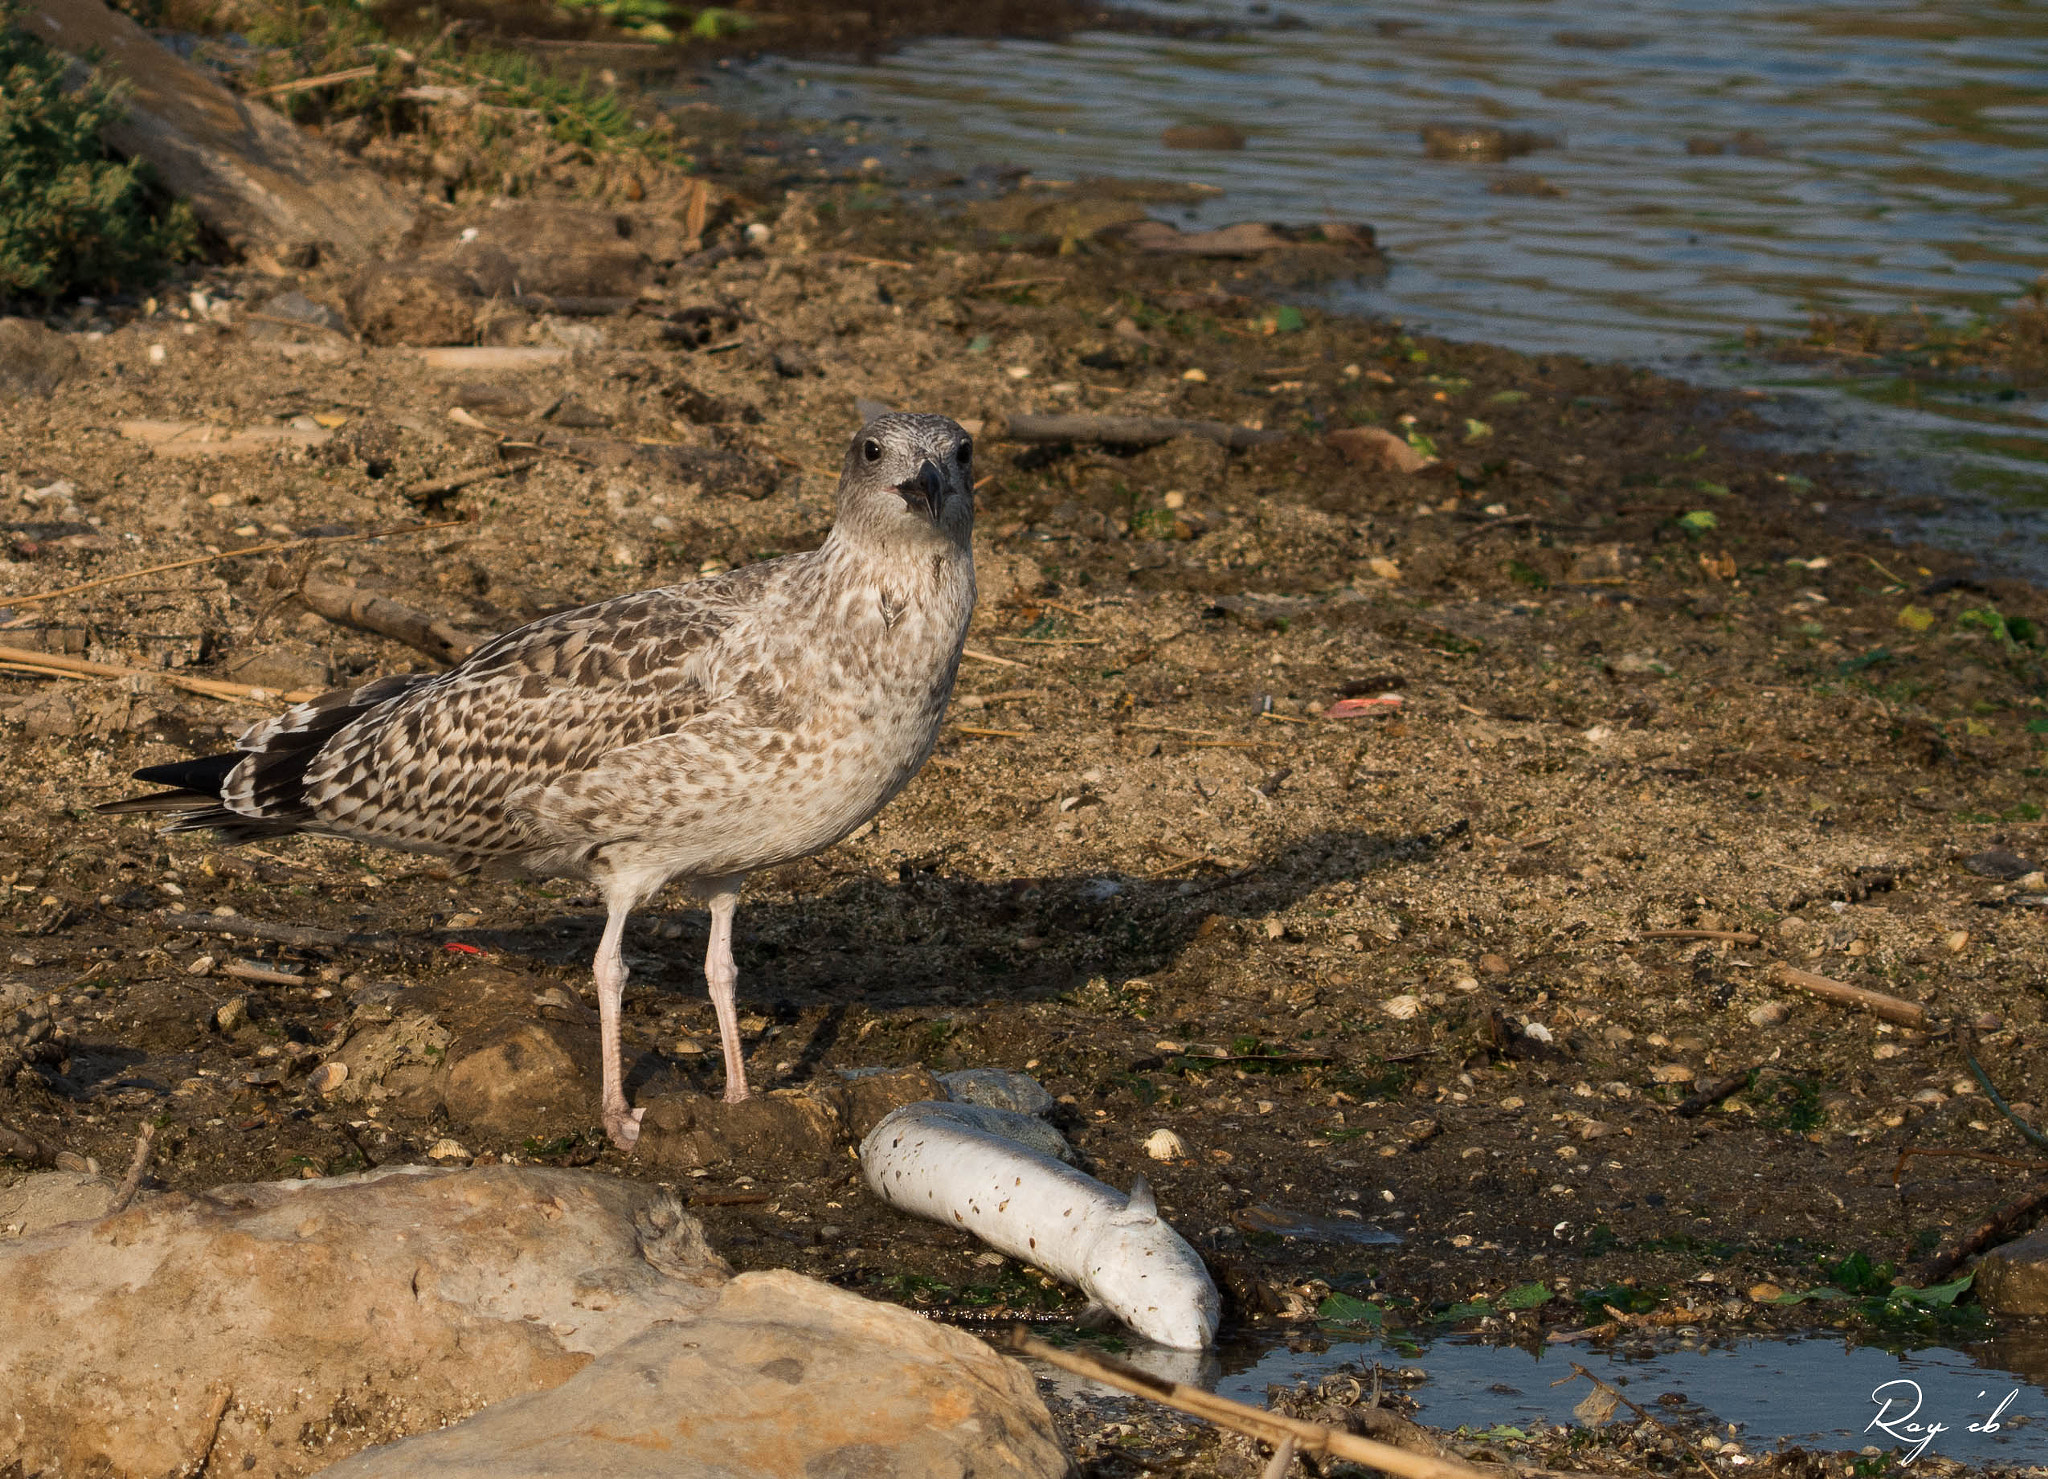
[1463,417,1493,442]
[1771,1285,1854,1304]
[1498,1281,1553,1310]
[1441,1299,1493,1321]
[1695,480,1730,496]
[1892,1272,1973,1308]
[1272,305,1306,333]
[1677,509,1719,535]
[1317,1292,1383,1326]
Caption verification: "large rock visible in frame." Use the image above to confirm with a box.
[28,0,409,266]
[322,1269,1070,1479]
[0,1164,727,1478]
[344,261,493,347]
[0,317,80,399]
[442,1018,601,1137]
[1975,1228,2048,1316]
[0,1168,125,1233]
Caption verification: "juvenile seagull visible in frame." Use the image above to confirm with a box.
[104,414,977,1150]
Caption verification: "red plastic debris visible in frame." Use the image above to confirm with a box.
[444,941,484,955]
[1326,694,1405,719]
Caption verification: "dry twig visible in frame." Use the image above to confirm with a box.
[1001,1329,1504,1479]
[1771,963,1927,1027]
[5,519,464,607]
[105,1122,157,1216]
[0,644,320,704]
[1001,412,1287,450]
[1916,1182,2048,1283]
[1642,929,1761,944]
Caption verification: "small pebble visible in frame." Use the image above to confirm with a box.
[1974,1012,2004,1031]
[308,1062,348,1093]
[1181,368,1207,382]
[1478,953,1510,975]
[1747,1001,1790,1028]
[1945,930,1970,953]
[1652,1064,1696,1084]
[1873,1043,1903,1061]
[186,955,215,977]
[1143,1128,1187,1161]
[1749,1282,1785,1302]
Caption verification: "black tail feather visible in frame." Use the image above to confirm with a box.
[131,751,241,797]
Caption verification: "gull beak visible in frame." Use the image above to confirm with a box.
[897,460,945,520]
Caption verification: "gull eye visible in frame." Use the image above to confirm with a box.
[957,440,973,469]
[862,438,883,463]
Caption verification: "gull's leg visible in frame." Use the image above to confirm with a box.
[593,898,643,1150]
[704,877,749,1104]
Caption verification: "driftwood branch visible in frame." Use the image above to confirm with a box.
[1770,963,1928,1027]
[177,910,417,959]
[1001,1329,1509,1479]
[1916,1181,2048,1284]
[1001,413,1287,450]
[105,1122,157,1215]
[404,456,539,509]
[1674,1067,1755,1118]
[271,568,486,665]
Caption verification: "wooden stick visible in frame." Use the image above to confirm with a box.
[961,647,1029,668]
[253,64,378,96]
[1915,1181,2048,1283]
[1001,412,1287,450]
[1642,929,1761,945]
[282,570,483,665]
[0,645,320,703]
[186,1385,233,1478]
[4,518,465,607]
[1771,963,1927,1027]
[1001,1330,1498,1479]
[404,457,539,507]
[178,910,416,959]
[105,1122,157,1216]
[953,726,1030,738]
[1675,1067,1754,1118]
[992,636,1104,646]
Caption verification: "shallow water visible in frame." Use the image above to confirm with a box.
[1042,1329,2048,1465]
[705,0,2048,567]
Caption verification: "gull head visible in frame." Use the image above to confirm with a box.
[838,411,975,548]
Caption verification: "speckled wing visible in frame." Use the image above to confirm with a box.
[229,567,789,861]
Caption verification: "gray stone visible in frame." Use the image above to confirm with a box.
[940,1067,1059,1118]
[322,1269,1069,1479]
[1974,1228,2048,1316]
[0,1164,728,1478]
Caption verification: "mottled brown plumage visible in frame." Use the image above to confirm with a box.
[104,414,978,1148]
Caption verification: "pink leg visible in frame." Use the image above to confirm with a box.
[593,902,643,1150]
[704,882,750,1104]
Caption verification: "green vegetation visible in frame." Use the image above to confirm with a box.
[0,5,194,300]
